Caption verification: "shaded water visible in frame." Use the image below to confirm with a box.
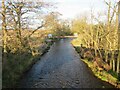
[16,38,114,88]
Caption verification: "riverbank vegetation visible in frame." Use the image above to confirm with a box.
[1,0,72,88]
[1,0,120,88]
[2,30,53,88]
[71,0,120,88]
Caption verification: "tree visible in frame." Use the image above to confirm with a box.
[2,0,7,53]
[2,0,53,53]
[44,12,62,36]
[117,1,120,75]
[72,0,119,74]
[104,0,118,72]
[6,1,48,43]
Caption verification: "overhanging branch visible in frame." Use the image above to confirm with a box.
[27,24,45,38]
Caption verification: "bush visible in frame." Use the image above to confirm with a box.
[84,51,93,61]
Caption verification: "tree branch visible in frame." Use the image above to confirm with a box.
[27,24,45,38]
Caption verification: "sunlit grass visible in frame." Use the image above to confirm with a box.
[82,59,119,87]
[82,59,117,81]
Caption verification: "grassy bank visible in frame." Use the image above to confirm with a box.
[2,41,53,88]
[81,59,119,88]
[71,40,120,88]
[2,30,54,88]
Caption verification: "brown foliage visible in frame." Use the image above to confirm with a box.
[93,57,103,68]
[103,63,111,71]
[84,50,93,61]
[93,56,111,71]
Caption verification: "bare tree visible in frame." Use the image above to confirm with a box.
[117,1,120,75]
[3,0,53,52]
[2,0,7,53]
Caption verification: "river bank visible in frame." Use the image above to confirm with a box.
[71,43,120,88]
[2,38,55,88]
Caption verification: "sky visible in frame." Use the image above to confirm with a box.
[46,0,119,20]
[46,0,106,19]
[0,0,119,29]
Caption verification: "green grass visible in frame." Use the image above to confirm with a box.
[82,59,118,86]
[73,46,120,88]
[3,52,33,88]
[2,40,54,88]
[2,30,55,88]
[108,70,118,79]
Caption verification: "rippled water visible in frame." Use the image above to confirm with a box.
[16,38,114,88]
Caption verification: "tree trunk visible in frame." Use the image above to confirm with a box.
[17,8,22,45]
[2,0,7,53]
[105,1,111,63]
[117,52,120,74]
[117,1,120,75]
